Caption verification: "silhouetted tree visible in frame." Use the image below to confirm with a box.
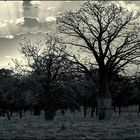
[0,68,16,120]
[133,71,140,114]
[12,35,78,120]
[0,68,13,80]
[112,76,134,115]
[57,1,140,120]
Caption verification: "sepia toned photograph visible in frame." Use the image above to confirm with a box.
[0,0,140,139]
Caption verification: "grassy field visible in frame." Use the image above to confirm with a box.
[0,109,140,139]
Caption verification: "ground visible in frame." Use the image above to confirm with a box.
[0,108,140,139]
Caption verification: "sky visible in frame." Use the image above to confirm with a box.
[0,1,140,68]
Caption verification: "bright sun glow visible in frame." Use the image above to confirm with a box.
[0,1,64,37]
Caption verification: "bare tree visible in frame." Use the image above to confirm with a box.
[57,1,140,120]
[12,35,79,120]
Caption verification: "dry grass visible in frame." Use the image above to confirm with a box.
[0,109,140,139]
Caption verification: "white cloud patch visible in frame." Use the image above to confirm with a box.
[3,19,8,23]
[5,35,14,39]
[45,16,56,22]
[57,11,63,14]
[15,17,24,25]
[47,7,55,11]
[9,19,14,24]
[0,23,7,28]
[5,56,15,59]
[31,1,41,6]
[0,63,7,67]
[114,1,139,11]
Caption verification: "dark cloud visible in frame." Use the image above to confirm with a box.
[23,0,32,7]
[22,17,40,28]
[21,17,56,32]
[22,0,39,17]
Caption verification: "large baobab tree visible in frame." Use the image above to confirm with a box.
[57,1,140,120]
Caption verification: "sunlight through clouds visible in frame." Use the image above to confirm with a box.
[115,1,139,11]
[5,35,14,39]
[0,1,139,38]
[0,1,83,37]
[15,18,24,25]
[0,1,139,68]
[0,23,7,28]
[0,1,23,20]
[5,55,15,59]
[31,1,41,5]
[45,16,56,22]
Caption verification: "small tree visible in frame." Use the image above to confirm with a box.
[0,69,19,120]
[12,35,77,120]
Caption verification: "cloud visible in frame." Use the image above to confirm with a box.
[45,16,56,22]
[23,0,32,7]
[0,16,56,37]
[20,16,56,33]
[31,1,41,6]
[15,17,24,25]
[57,11,63,14]
[0,23,7,27]
[5,35,14,39]
[22,17,40,28]
[9,19,14,24]
[0,63,7,68]
[47,7,55,11]
[114,1,139,11]
[5,56,15,59]
[0,1,84,38]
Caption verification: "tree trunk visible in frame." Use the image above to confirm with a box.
[73,110,75,116]
[119,106,121,115]
[61,109,65,116]
[91,107,95,117]
[3,111,5,117]
[34,109,40,116]
[95,107,98,116]
[98,74,112,120]
[5,111,11,120]
[10,111,13,117]
[30,108,34,115]
[113,106,116,113]
[137,104,140,115]
[0,110,5,117]
[44,108,54,121]
[84,106,87,118]
[19,109,22,118]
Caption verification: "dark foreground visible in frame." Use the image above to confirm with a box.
[0,109,140,139]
